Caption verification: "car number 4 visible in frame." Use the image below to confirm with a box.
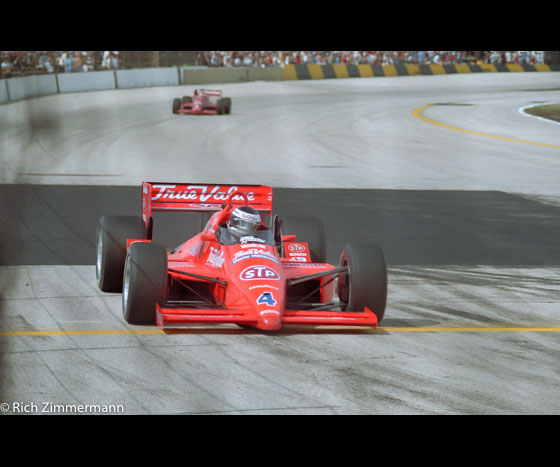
[257,292,277,306]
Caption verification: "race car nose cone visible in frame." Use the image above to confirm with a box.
[257,311,281,331]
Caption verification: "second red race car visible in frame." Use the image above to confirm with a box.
[172,89,231,115]
[96,182,387,331]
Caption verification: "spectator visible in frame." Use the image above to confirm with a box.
[81,52,94,72]
[242,53,253,66]
[37,52,54,73]
[102,51,119,70]
[60,51,73,73]
[1,54,13,77]
[210,52,221,67]
[74,53,83,72]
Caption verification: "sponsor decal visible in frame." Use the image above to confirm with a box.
[168,262,195,268]
[248,284,279,291]
[260,310,280,316]
[239,236,266,244]
[207,246,224,268]
[289,256,307,262]
[283,262,327,268]
[284,242,310,262]
[240,265,280,281]
[232,249,279,265]
[232,208,260,223]
[233,248,264,259]
[151,185,256,203]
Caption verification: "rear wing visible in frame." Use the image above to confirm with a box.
[142,182,273,227]
[197,89,222,97]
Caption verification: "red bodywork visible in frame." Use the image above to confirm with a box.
[135,182,378,331]
[174,89,224,115]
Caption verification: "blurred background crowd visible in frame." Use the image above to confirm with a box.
[195,51,548,68]
[0,51,553,78]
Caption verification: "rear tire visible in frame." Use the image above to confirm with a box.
[338,243,387,322]
[172,98,181,114]
[96,215,147,292]
[216,98,225,115]
[122,242,168,325]
[223,97,232,114]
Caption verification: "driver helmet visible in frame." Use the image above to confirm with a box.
[227,206,261,237]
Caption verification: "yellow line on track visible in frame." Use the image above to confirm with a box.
[412,104,560,149]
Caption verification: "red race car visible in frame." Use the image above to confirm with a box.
[96,182,387,331]
[172,89,231,115]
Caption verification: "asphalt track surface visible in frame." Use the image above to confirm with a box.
[1,73,560,414]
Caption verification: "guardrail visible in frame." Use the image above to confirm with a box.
[1,63,558,104]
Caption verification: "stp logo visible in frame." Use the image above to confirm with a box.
[240,265,280,281]
[288,243,306,252]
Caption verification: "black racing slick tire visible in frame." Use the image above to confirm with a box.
[279,217,326,263]
[216,98,225,115]
[223,97,232,114]
[181,96,192,104]
[96,215,147,293]
[338,243,387,322]
[122,242,168,325]
[172,98,181,114]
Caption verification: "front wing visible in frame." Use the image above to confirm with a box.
[156,304,378,329]
[177,106,218,115]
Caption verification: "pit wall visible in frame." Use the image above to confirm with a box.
[1,63,558,104]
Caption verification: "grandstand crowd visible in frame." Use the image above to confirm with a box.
[0,51,118,78]
[0,51,549,78]
[196,51,546,68]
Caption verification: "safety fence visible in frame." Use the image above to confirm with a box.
[2,63,559,104]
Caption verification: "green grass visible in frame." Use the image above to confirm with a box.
[524,104,560,123]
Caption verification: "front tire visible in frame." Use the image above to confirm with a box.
[338,243,387,322]
[122,242,168,325]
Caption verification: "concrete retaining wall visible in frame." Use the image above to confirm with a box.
[0,79,10,104]
[57,70,116,93]
[183,67,249,85]
[116,67,179,89]
[4,74,58,101]
[1,63,558,104]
